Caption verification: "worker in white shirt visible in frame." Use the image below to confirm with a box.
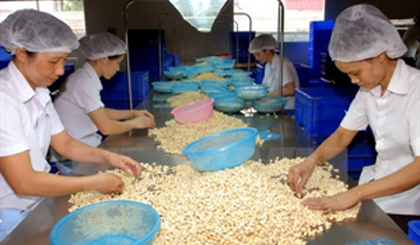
[0,10,141,241]
[54,32,155,148]
[402,12,420,67]
[248,34,299,110]
[287,4,420,232]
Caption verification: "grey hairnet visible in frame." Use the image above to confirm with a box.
[78,32,126,60]
[248,34,277,53]
[0,9,79,54]
[329,4,407,62]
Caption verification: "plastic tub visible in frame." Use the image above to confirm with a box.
[227,77,255,85]
[152,82,173,93]
[183,127,258,171]
[172,82,200,94]
[230,71,252,78]
[207,92,236,100]
[50,200,161,245]
[201,84,228,94]
[214,97,246,113]
[409,220,420,245]
[234,85,269,100]
[164,70,186,80]
[213,70,231,77]
[216,59,236,70]
[201,80,228,88]
[253,97,287,113]
[171,98,214,124]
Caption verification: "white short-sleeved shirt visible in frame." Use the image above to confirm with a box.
[340,59,420,215]
[54,62,104,147]
[0,62,65,210]
[262,54,300,110]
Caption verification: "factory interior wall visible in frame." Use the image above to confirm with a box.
[324,0,420,20]
[83,0,234,68]
[82,0,419,69]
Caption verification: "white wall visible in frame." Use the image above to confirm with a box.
[83,0,234,66]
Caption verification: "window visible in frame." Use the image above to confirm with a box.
[234,0,325,41]
[0,0,86,38]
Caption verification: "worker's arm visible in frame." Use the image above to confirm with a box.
[104,108,136,120]
[267,82,296,97]
[88,107,155,135]
[282,82,296,97]
[104,108,155,122]
[0,151,124,197]
[287,127,359,193]
[303,157,420,213]
[50,130,141,177]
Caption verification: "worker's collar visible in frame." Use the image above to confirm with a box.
[83,62,103,90]
[9,61,51,105]
[370,59,408,97]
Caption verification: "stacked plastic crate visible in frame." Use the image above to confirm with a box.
[100,71,150,109]
[294,87,377,180]
[0,46,11,70]
[308,21,334,80]
[230,31,256,64]
[128,30,172,80]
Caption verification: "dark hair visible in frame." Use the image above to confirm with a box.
[108,54,124,60]
[25,50,37,57]
[415,12,420,25]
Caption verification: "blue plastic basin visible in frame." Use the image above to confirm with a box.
[152,82,173,93]
[253,97,287,113]
[234,85,269,100]
[214,97,246,113]
[50,201,161,245]
[183,127,258,171]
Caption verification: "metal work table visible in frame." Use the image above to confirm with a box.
[1,95,414,245]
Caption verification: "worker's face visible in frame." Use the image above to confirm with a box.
[102,55,124,79]
[15,49,68,89]
[252,50,271,64]
[335,54,386,89]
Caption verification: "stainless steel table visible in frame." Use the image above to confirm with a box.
[1,95,414,245]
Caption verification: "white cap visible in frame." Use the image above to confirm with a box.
[329,4,407,62]
[79,32,126,60]
[248,34,277,53]
[0,9,79,54]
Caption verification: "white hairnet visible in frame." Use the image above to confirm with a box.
[329,4,407,62]
[248,34,277,53]
[0,9,79,54]
[79,32,126,60]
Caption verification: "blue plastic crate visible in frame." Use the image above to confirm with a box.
[166,54,180,66]
[0,60,10,70]
[101,71,149,103]
[296,88,358,137]
[409,220,420,245]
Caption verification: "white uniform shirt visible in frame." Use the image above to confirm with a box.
[340,59,420,215]
[262,54,299,110]
[0,62,64,210]
[54,62,104,147]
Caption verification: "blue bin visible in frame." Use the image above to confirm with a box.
[50,201,161,245]
[183,127,258,171]
[295,87,358,137]
[409,220,420,245]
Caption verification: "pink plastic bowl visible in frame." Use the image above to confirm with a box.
[171,99,214,124]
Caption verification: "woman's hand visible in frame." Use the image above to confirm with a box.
[287,158,316,194]
[106,152,142,178]
[302,190,361,214]
[94,172,125,194]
